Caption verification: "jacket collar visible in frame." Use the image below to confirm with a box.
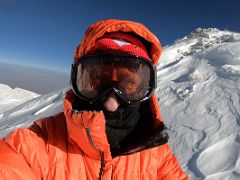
[63,90,168,160]
[63,90,112,161]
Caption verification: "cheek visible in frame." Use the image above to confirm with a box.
[125,84,137,94]
[123,73,141,94]
[132,74,141,86]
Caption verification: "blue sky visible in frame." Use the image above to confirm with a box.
[0,0,239,73]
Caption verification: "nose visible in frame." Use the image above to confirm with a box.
[103,92,119,112]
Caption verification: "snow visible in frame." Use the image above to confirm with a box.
[0,86,68,136]
[0,84,40,114]
[158,28,240,179]
[0,28,240,179]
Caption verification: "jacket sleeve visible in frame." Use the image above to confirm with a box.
[0,138,37,179]
[157,144,189,180]
[0,127,49,180]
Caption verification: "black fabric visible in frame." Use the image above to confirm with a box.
[104,103,141,151]
[111,100,169,157]
[116,123,169,157]
[73,95,169,158]
[73,95,141,151]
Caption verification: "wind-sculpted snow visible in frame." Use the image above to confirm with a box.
[0,86,68,137]
[160,28,240,67]
[0,84,40,114]
[158,28,240,179]
[0,28,240,179]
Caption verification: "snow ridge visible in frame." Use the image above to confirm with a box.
[160,28,240,68]
[0,84,40,114]
[157,28,240,179]
[0,87,68,137]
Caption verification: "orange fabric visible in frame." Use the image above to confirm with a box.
[74,19,162,64]
[0,90,188,179]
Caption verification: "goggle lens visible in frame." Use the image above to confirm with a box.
[71,54,156,104]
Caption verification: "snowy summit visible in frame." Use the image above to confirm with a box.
[158,28,240,179]
[0,28,240,179]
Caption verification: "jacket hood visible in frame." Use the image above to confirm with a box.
[74,19,162,65]
[67,19,165,160]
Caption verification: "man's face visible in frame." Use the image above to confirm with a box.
[72,54,155,109]
[80,65,141,112]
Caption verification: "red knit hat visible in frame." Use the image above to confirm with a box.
[88,32,152,61]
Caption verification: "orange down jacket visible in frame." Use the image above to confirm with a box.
[0,19,188,179]
[0,91,188,180]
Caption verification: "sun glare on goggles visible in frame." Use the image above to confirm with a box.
[71,54,156,104]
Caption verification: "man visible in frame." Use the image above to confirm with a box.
[0,19,188,179]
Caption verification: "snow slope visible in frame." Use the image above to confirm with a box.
[158,28,240,180]
[0,85,68,137]
[0,28,240,180]
[0,84,40,114]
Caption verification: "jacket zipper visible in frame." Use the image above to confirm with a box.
[86,128,106,180]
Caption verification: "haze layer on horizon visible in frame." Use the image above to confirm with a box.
[0,61,69,94]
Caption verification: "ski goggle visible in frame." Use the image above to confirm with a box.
[71,53,156,104]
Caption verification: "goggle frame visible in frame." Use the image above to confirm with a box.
[71,53,157,105]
